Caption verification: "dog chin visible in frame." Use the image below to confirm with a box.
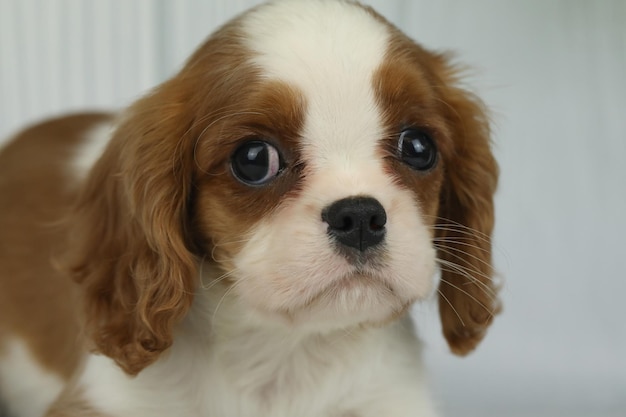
[242,271,414,332]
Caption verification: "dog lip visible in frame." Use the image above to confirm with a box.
[325,271,388,293]
[332,242,388,269]
[321,272,400,306]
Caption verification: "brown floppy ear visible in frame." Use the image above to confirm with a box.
[63,81,199,375]
[435,61,501,355]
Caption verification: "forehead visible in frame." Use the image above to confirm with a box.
[241,1,390,82]
[240,1,391,169]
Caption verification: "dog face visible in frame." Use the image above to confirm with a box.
[64,0,499,374]
[193,2,449,330]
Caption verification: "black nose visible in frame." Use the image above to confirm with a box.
[322,196,387,252]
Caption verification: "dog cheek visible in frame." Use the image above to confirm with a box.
[230,210,350,313]
[383,191,439,301]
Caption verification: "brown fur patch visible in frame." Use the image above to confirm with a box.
[192,80,306,269]
[0,113,111,379]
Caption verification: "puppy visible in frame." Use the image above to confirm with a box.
[0,1,500,416]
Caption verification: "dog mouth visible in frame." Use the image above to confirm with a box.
[332,244,389,270]
[323,272,380,293]
[308,268,400,308]
[282,269,412,328]
[233,259,418,331]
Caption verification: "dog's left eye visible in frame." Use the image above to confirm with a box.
[231,140,283,185]
[397,128,438,171]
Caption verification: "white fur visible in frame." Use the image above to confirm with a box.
[79,268,438,417]
[71,120,113,180]
[0,338,64,417]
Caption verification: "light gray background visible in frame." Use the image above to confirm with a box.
[1,1,624,417]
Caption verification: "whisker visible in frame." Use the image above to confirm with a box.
[185,104,252,136]
[437,257,497,290]
[438,260,497,300]
[432,238,491,254]
[424,214,493,240]
[428,218,508,263]
[438,289,465,327]
[439,277,496,319]
[189,109,268,175]
[439,268,497,302]
[211,280,242,331]
[429,226,493,245]
[200,269,238,292]
[432,235,487,242]
[212,236,254,248]
[173,106,243,174]
[434,244,493,271]
[210,235,253,263]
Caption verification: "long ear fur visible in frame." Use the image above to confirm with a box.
[435,61,501,355]
[63,82,198,375]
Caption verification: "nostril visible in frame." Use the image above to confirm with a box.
[325,210,357,232]
[322,196,387,252]
[370,214,385,231]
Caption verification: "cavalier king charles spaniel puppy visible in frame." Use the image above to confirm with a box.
[0,1,500,416]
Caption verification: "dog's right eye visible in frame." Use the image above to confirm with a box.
[231,140,284,186]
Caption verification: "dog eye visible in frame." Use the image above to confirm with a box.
[397,129,437,171]
[231,140,283,185]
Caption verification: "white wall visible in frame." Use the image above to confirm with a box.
[1,1,625,416]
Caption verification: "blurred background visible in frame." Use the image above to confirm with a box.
[0,1,624,416]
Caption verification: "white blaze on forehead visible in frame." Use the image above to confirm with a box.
[241,0,391,172]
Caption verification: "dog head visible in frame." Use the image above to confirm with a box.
[65,0,500,374]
